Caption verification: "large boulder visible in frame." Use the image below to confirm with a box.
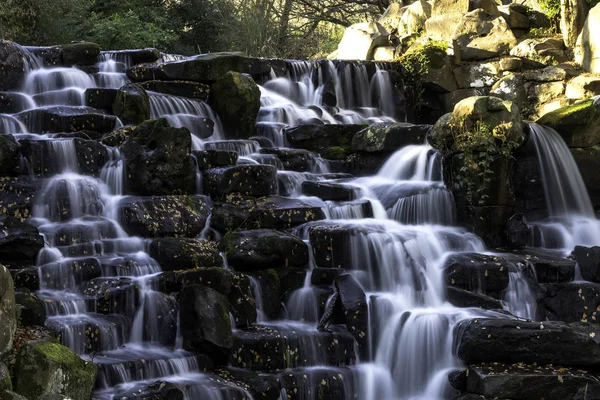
[60,42,101,66]
[351,123,430,152]
[572,245,600,282]
[561,0,589,47]
[112,83,150,125]
[540,282,600,323]
[566,75,600,100]
[537,99,600,147]
[179,285,233,365]
[284,124,365,160]
[149,238,221,271]
[0,217,44,267]
[510,38,568,67]
[209,72,260,140]
[432,0,469,16]
[14,340,97,399]
[120,119,195,195]
[336,22,390,60]
[452,10,517,63]
[575,3,600,73]
[220,229,309,271]
[0,135,21,176]
[443,253,510,297]
[0,265,16,357]
[16,106,118,134]
[118,195,210,238]
[0,41,29,91]
[398,0,432,36]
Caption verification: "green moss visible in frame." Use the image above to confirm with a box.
[325,146,348,160]
[34,341,81,366]
[538,99,595,125]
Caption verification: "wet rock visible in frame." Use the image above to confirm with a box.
[301,181,358,201]
[38,258,102,289]
[192,149,238,170]
[118,195,210,238]
[149,238,221,271]
[0,134,21,176]
[284,124,365,160]
[216,368,281,400]
[14,289,46,327]
[279,367,357,400]
[0,41,29,91]
[231,325,356,371]
[446,287,503,309]
[81,277,140,316]
[16,106,118,134]
[116,380,185,400]
[120,118,195,195]
[503,213,531,249]
[158,267,256,327]
[140,80,210,100]
[0,217,44,267]
[512,248,575,283]
[127,52,286,83]
[465,362,600,400]
[108,48,161,65]
[84,88,118,111]
[211,194,325,231]
[573,245,600,282]
[351,123,430,152]
[0,92,34,114]
[203,165,277,198]
[220,229,309,271]
[311,267,344,286]
[537,99,600,148]
[246,269,281,319]
[259,148,319,172]
[14,340,97,399]
[309,224,355,269]
[60,42,101,66]
[0,265,16,357]
[180,285,233,365]
[540,282,600,323]
[10,267,39,291]
[454,318,600,366]
[100,125,135,147]
[112,83,151,125]
[443,253,510,296]
[209,71,260,140]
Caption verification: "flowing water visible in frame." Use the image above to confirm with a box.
[3,50,598,400]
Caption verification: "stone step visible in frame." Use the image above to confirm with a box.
[16,106,118,133]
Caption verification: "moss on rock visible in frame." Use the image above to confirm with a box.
[537,99,600,147]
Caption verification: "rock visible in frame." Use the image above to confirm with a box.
[512,248,575,283]
[432,0,469,16]
[471,0,500,15]
[193,149,238,170]
[399,0,432,36]
[0,92,34,114]
[81,277,140,316]
[211,194,326,231]
[490,74,527,110]
[127,52,287,83]
[279,368,357,400]
[452,10,517,63]
[540,282,600,323]
[453,61,501,89]
[571,145,600,207]
[259,148,320,172]
[180,285,233,365]
[0,134,20,176]
[561,0,589,48]
[0,265,16,357]
[16,106,117,134]
[149,238,220,271]
[14,289,46,326]
[566,75,600,100]
[220,229,308,271]
[443,253,510,296]
[576,4,600,73]
[446,287,503,309]
[209,71,260,140]
[537,99,600,147]
[217,368,281,400]
[139,80,210,100]
[425,13,464,41]
[112,83,150,125]
[284,124,364,160]
[503,213,531,248]
[379,3,403,33]
[351,123,430,152]
[115,381,185,400]
[105,48,161,65]
[60,42,101,66]
[38,258,102,289]
[373,46,396,61]
[158,267,256,327]
[499,56,523,71]
[203,165,277,198]
[465,363,600,399]
[100,125,135,147]
[522,65,568,82]
[308,224,356,269]
[442,89,487,112]
[498,4,531,30]
[510,38,568,67]
[0,217,44,267]
[301,181,359,201]
[454,318,600,366]
[573,245,600,282]
[120,119,195,195]
[10,268,39,291]
[118,195,210,238]
[336,22,390,60]
[14,340,97,399]
[0,41,29,91]
[422,51,458,94]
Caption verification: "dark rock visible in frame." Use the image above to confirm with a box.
[446,287,503,309]
[158,267,256,328]
[100,125,135,147]
[448,369,468,392]
[84,88,118,112]
[120,119,195,195]
[180,285,233,365]
[116,381,185,400]
[465,363,600,400]
[80,277,140,316]
[211,194,325,231]
[149,238,221,271]
[0,217,44,267]
[112,83,150,125]
[259,148,320,172]
[0,41,28,91]
[537,100,600,148]
[279,367,357,400]
[443,253,510,296]
[0,135,21,176]
[192,150,238,170]
[571,146,600,209]
[351,123,431,152]
[573,245,600,282]
[220,229,309,271]
[10,268,39,291]
[540,282,600,323]
[106,48,161,65]
[216,368,281,400]
[454,318,600,367]
[14,289,46,326]
[311,267,344,286]
[246,269,281,320]
[118,195,210,238]
[38,258,102,290]
[284,124,365,160]
[0,264,16,356]
[503,213,531,249]
[0,92,34,114]
[203,165,277,198]
[60,42,101,66]
[511,248,575,283]
[140,80,210,100]
[209,71,261,140]
[309,224,355,269]
[16,106,117,134]
[301,181,358,201]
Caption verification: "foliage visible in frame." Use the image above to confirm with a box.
[539,0,561,19]
[451,120,520,205]
[527,27,557,38]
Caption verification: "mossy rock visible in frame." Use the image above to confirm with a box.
[60,42,101,66]
[537,99,600,147]
[14,340,97,399]
[0,41,28,91]
[0,362,11,391]
[112,83,151,125]
[0,265,16,357]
